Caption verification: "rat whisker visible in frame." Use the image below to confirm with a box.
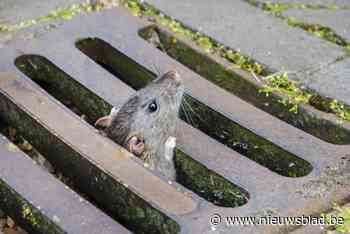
[183,96,204,123]
[184,102,195,125]
[181,101,196,126]
[151,63,161,77]
[180,102,193,126]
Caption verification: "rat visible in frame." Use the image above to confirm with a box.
[95,70,184,180]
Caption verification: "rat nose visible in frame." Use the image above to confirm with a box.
[164,70,182,86]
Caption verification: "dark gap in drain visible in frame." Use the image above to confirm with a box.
[15,54,248,208]
[75,37,312,178]
[1,66,181,234]
[138,25,350,145]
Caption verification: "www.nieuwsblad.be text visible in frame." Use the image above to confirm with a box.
[209,213,344,227]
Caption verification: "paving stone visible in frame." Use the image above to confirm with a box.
[0,0,84,25]
[305,57,350,104]
[257,0,350,7]
[284,8,350,42]
[146,0,348,104]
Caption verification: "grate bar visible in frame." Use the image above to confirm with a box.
[0,132,131,234]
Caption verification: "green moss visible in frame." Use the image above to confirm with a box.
[330,100,350,122]
[261,72,350,122]
[123,0,266,75]
[333,206,350,233]
[181,95,312,177]
[259,72,311,114]
[323,205,350,233]
[260,71,350,123]
[15,55,111,123]
[175,149,248,207]
[286,17,349,47]
[263,2,307,15]
[256,2,346,16]
[245,1,350,49]
[245,1,350,122]
[0,3,100,32]
[0,179,65,234]
[22,204,40,227]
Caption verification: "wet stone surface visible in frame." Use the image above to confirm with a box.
[304,57,350,105]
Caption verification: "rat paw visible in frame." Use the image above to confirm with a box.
[127,136,145,156]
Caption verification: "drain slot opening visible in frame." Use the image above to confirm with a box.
[15,54,249,207]
[139,25,350,145]
[75,37,312,178]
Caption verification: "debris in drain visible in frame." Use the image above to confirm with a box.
[0,216,28,234]
[6,143,19,153]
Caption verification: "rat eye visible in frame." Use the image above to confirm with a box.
[148,100,158,113]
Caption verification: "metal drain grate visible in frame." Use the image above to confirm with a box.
[0,8,349,234]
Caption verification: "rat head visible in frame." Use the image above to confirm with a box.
[107,70,184,153]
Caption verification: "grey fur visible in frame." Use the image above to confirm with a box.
[105,71,184,180]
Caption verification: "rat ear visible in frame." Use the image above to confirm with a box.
[95,116,113,128]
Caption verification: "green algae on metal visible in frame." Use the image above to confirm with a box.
[180,95,312,178]
[330,100,350,122]
[175,149,249,207]
[15,55,111,123]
